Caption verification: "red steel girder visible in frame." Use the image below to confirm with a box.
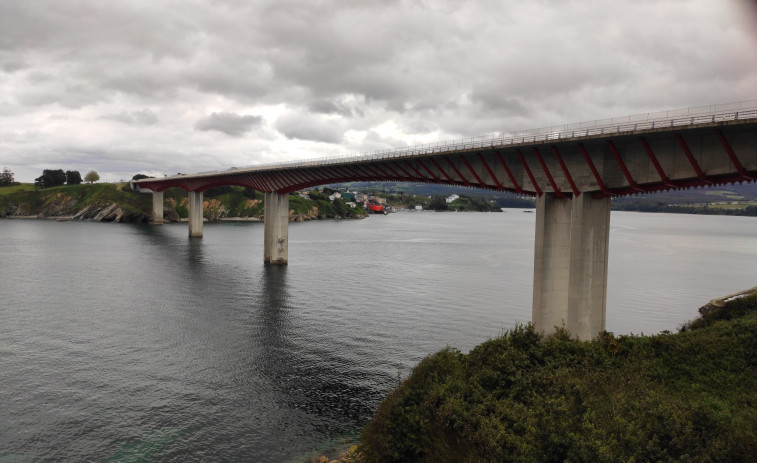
[460,155,486,187]
[405,161,426,180]
[370,162,394,180]
[607,140,643,192]
[675,134,710,184]
[533,147,564,197]
[259,171,278,191]
[357,163,385,180]
[334,165,365,182]
[639,137,676,187]
[266,171,284,191]
[516,149,542,196]
[273,171,291,191]
[391,161,414,179]
[715,130,752,180]
[478,153,504,190]
[269,171,287,191]
[578,143,610,197]
[256,172,275,192]
[245,173,264,192]
[496,151,523,194]
[551,145,579,197]
[351,164,380,181]
[417,159,440,182]
[445,157,471,187]
[309,167,332,185]
[301,168,331,188]
[403,160,427,181]
[381,162,405,180]
[430,158,455,183]
[295,168,317,184]
[287,169,309,187]
[279,170,301,190]
[239,173,256,190]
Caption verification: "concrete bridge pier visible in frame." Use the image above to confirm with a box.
[264,191,289,265]
[532,193,611,341]
[188,191,204,238]
[151,191,164,224]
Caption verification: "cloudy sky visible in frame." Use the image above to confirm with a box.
[1,0,756,183]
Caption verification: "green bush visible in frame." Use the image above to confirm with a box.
[359,297,757,462]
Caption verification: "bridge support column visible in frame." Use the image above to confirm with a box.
[532,193,610,341]
[264,192,289,265]
[188,191,204,238]
[152,191,164,224]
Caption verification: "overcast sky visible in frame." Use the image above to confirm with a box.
[1,0,756,183]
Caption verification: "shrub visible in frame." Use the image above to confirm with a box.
[358,296,757,462]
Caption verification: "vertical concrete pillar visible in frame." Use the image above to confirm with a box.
[566,195,611,340]
[532,193,573,334]
[264,191,289,265]
[532,193,611,341]
[188,191,204,238]
[152,190,164,224]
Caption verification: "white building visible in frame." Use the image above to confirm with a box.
[446,194,460,203]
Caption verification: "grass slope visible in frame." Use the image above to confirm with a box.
[0,183,152,218]
[1,184,366,221]
[358,295,757,463]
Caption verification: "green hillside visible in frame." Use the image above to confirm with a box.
[0,183,152,220]
[1,183,367,221]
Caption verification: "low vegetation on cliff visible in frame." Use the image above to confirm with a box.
[356,294,757,462]
[0,183,152,221]
[0,183,368,222]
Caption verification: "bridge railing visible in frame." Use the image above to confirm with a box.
[260,100,757,170]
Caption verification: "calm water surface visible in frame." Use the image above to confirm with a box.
[1,211,755,461]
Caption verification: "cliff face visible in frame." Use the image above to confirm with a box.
[70,202,150,222]
[290,205,320,221]
[2,198,151,222]
[1,185,152,223]
[2,184,368,223]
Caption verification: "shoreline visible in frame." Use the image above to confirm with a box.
[2,215,363,223]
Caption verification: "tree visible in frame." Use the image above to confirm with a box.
[0,167,13,186]
[84,170,100,184]
[428,195,448,211]
[132,174,151,181]
[66,170,82,185]
[34,169,66,188]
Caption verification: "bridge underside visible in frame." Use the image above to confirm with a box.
[136,120,756,199]
[134,117,757,341]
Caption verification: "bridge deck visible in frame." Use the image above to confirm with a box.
[134,101,757,197]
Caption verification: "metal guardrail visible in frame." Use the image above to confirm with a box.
[167,99,757,179]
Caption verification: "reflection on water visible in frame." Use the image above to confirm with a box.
[1,212,756,461]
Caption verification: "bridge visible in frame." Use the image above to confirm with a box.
[133,100,757,340]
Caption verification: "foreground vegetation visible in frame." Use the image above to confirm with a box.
[355,294,757,462]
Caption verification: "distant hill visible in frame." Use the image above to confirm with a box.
[327,181,757,215]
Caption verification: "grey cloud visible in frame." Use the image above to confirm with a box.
[308,97,366,118]
[195,112,263,137]
[2,0,756,182]
[102,109,159,126]
[275,112,344,144]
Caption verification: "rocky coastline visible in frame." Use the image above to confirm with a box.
[1,184,368,223]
